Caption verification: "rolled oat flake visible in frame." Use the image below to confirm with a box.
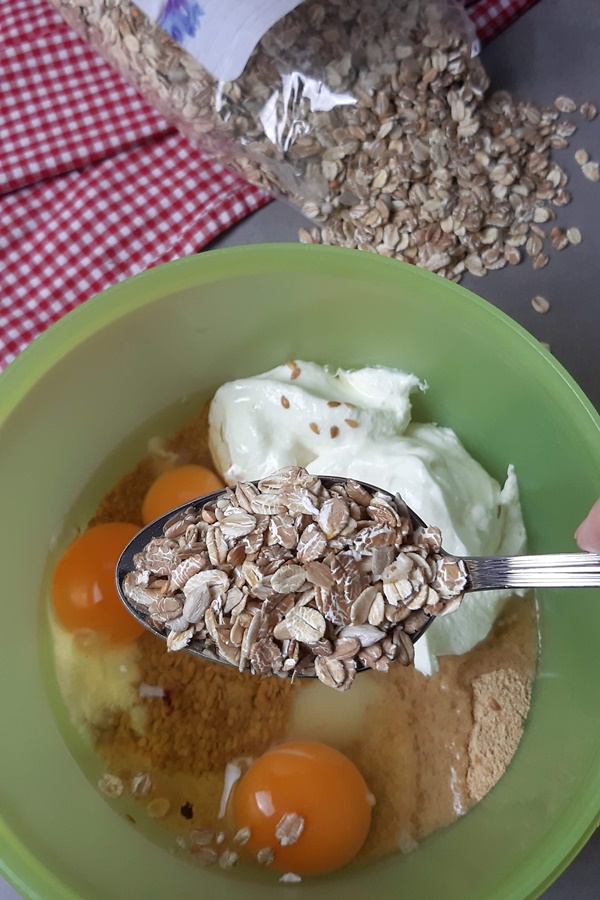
[123,467,468,692]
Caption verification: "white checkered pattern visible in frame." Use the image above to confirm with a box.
[0,0,540,372]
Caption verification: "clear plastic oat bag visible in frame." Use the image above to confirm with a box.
[48,0,482,218]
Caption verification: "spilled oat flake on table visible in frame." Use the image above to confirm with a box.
[84,401,538,863]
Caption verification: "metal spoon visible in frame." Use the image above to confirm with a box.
[116,476,600,673]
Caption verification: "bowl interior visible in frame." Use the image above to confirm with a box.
[1,245,599,900]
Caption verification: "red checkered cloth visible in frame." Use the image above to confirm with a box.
[0,0,540,372]
[0,0,269,370]
[465,0,540,44]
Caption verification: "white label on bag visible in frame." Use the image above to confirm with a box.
[135,0,303,82]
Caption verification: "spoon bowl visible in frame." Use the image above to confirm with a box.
[115,476,435,675]
[116,475,600,675]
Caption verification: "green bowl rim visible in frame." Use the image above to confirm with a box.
[0,243,598,900]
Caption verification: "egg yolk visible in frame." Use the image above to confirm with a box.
[52,522,144,644]
[141,464,225,524]
[232,740,372,875]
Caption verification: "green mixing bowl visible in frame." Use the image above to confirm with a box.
[1,244,598,900]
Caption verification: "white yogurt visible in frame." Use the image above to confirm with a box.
[209,362,526,674]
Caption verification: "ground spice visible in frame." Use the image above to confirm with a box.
[467,668,532,801]
[343,596,537,859]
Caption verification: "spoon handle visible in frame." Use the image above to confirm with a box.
[463,553,600,591]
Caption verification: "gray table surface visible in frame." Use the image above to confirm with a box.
[3,0,597,897]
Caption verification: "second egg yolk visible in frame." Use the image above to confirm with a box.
[141,464,225,524]
[232,740,373,875]
[51,522,144,644]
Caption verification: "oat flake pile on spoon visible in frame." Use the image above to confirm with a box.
[116,466,600,691]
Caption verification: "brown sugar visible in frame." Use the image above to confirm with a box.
[467,668,532,801]
[90,455,157,526]
[88,402,294,831]
[94,631,293,778]
[90,403,214,527]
